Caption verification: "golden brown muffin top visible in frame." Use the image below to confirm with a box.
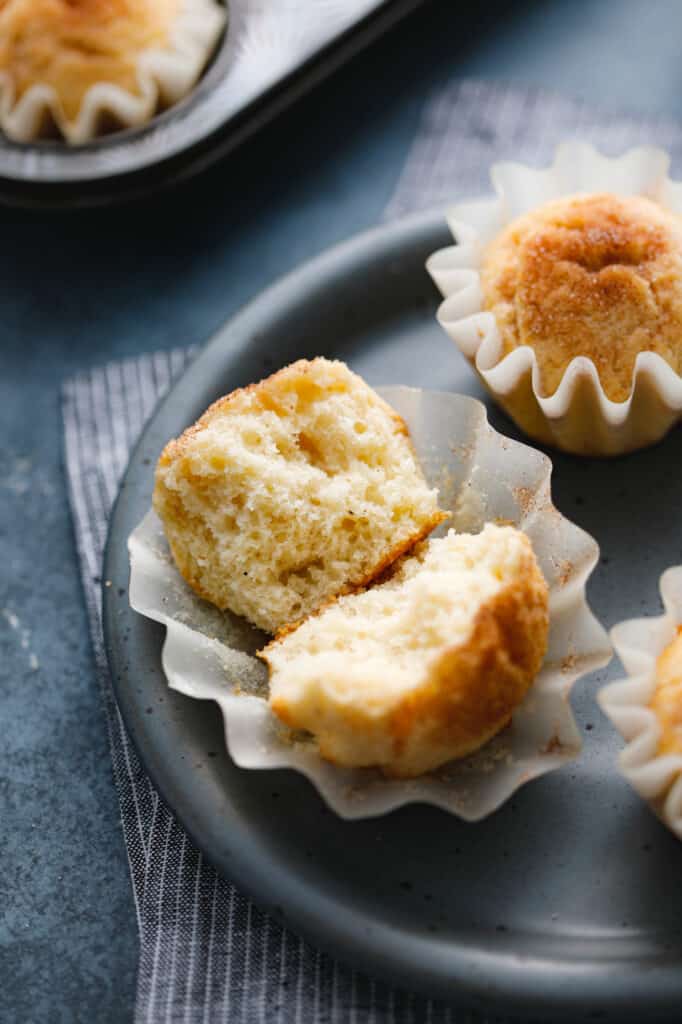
[481,193,682,402]
[0,0,179,120]
[651,627,682,757]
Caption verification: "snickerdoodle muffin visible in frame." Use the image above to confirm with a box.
[153,358,447,635]
[600,566,682,842]
[0,0,225,143]
[651,628,682,758]
[481,192,682,402]
[262,524,549,777]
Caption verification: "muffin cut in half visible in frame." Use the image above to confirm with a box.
[481,192,682,402]
[154,358,447,635]
[0,0,226,143]
[262,524,549,777]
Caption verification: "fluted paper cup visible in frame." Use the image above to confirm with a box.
[426,142,682,456]
[0,0,225,144]
[129,387,611,821]
[600,567,682,841]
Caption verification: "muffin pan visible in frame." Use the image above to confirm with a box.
[0,0,420,207]
[104,210,682,1021]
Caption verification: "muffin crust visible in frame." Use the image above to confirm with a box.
[481,193,682,402]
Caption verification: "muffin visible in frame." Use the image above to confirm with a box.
[650,628,682,758]
[153,358,447,635]
[480,193,682,403]
[0,0,226,143]
[427,141,682,455]
[600,565,682,842]
[262,524,549,778]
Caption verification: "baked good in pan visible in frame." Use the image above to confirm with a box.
[0,0,225,143]
[481,192,682,402]
[262,524,549,777]
[153,357,447,635]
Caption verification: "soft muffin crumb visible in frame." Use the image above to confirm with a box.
[154,358,447,635]
[262,524,549,777]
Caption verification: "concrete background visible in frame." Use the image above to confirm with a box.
[3,1,682,1020]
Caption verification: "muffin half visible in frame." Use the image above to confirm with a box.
[262,524,549,777]
[153,358,447,635]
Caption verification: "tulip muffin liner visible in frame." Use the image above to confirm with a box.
[128,387,611,821]
[426,141,682,456]
[0,0,226,144]
[600,566,682,841]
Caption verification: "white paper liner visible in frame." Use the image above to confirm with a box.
[426,141,682,456]
[599,567,682,841]
[0,0,226,144]
[128,387,611,821]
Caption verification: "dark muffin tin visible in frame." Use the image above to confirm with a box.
[0,0,422,207]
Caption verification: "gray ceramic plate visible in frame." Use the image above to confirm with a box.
[0,0,421,207]
[103,210,682,1022]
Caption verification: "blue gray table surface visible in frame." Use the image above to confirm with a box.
[3,2,682,1021]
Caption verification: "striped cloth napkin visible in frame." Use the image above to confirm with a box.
[62,79,682,1023]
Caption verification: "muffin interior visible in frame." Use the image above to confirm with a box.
[153,358,446,635]
[263,524,549,777]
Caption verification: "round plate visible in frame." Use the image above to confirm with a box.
[103,210,682,1022]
